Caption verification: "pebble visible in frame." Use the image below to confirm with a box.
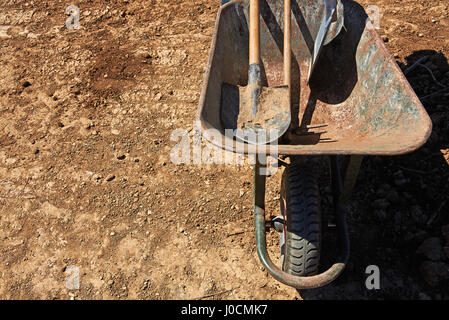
[386,190,400,204]
[394,177,409,187]
[394,212,402,233]
[376,183,391,197]
[444,247,449,260]
[416,237,443,261]
[410,205,427,225]
[154,92,162,101]
[373,198,390,210]
[442,225,449,244]
[418,292,432,300]
[374,209,387,220]
[420,261,449,287]
[404,230,427,244]
[21,80,32,88]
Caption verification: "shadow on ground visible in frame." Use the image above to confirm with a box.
[301,50,449,300]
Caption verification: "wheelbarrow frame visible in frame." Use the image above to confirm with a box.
[253,154,361,289]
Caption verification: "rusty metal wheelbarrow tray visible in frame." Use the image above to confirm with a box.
[196,0,432,290]
[197,0,432,156]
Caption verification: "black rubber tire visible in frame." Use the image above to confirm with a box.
[280,163,322,276]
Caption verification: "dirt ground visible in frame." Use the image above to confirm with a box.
[0,0,448,300]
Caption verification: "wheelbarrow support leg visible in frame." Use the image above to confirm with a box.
[340,155,363,206]
[254,158,350,289]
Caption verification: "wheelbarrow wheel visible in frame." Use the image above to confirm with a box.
[279,163,321,276]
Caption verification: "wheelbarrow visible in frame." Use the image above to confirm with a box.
[197,0,432,289]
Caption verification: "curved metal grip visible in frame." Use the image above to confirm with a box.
[253,162,350,289]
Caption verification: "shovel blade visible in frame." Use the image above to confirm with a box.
[235,84,291,145]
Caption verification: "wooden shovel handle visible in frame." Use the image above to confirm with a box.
[284,0,291,87]
[249,0,260,65]
[249,0,290,83]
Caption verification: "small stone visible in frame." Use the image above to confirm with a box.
[416,238,443,261]
[374,209,387,220]
[418,292,432,300]
[442,225,449,244]
[394,178,409,187]
[373,198,390,210]
[386,190,400,204]
[444,247,449,260]
[111,129,120,135]
[410,205,427,225]
[154,92,162,101]
[376,184,391,197]
[0,26,11,40]
[106,174,116,182]
[418,33,424,37]
[21,80,32,88]
[414,230,428,243]
[394,212,401,232]
[110,232,116,236]
[420,261,449,287]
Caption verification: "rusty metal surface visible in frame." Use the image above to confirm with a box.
[197,0,432,156]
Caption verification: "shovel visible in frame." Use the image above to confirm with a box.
[307,0,338,82]
[234,0,291,145]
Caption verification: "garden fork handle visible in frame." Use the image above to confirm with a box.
[284,0,291,89]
